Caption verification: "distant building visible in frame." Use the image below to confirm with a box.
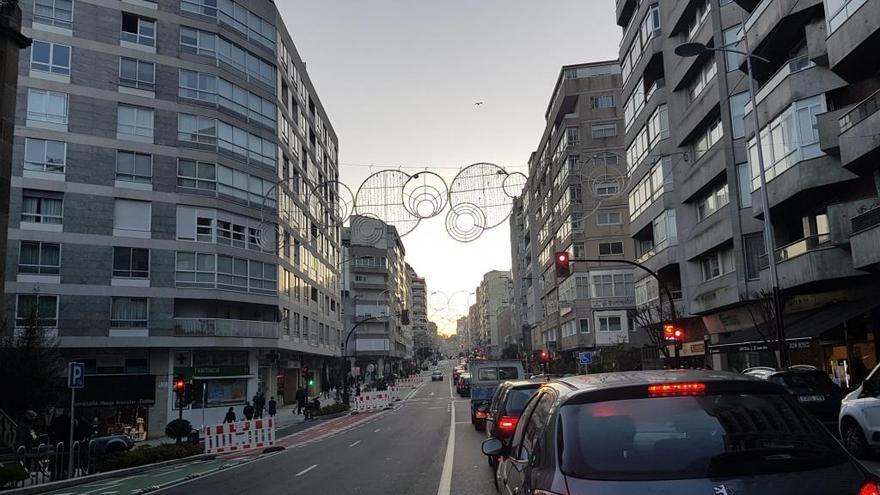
[474,270,513,359]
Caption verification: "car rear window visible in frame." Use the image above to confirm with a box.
[477,367,520,381]
[559,393,848,481]
[773,372,835,395]
[503,388,538,416]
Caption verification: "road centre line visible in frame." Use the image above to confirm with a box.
[349,440,361,447]
[437,374,456,495]
[295,464,318,477]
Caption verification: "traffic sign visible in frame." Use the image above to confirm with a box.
[68,362,85,389]
[578,352,593,365]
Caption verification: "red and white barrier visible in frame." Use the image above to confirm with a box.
[351,391,391,413]
[203,418,276,455]
[397,377,423,388]
[389,386,400,401]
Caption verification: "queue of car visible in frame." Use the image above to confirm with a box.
[469,361,880,494]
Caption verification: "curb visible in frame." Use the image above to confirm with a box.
[3,453,213,495]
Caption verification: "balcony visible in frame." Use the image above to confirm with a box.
[839,89,880,173]
[826,0,880,81]
[774,235,864,289]
[851,206,880,271]
[174,318,279,338]
[744,58,846,126]
[558,333,594,352]
[690,271,741,315]
[635,238,679,273]
[741,0,823,65]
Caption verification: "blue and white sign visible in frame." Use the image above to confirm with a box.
[578,352,593,365]
[68,362,85,389]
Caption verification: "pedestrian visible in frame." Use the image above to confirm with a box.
[243,401,255,421]
[49,410,71,446]
[223,407,236,423]
[268,397,277,417]
[295,387,307,415]
[254,393,265,419]
[355,383,361,397]
[14,410,37,451]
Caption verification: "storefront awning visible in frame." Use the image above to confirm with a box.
[709,298,880,352]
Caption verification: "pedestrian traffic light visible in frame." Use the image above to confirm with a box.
[554,251,571,279]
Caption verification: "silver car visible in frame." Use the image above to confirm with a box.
[482,370,875,494]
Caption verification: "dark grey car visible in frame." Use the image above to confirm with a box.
[482,370,875,494]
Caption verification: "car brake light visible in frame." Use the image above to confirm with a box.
[498,416,518,434]
[648,382,707,397]
[860,481,880,495]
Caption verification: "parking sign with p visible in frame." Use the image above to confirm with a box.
[68,362,85,389]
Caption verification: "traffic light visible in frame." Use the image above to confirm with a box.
[307,373,315,387]
[554,251,571,279]
[173,376,185,395]
[173,376,189,408]
[538,349,550,363]
[663,324,684,348]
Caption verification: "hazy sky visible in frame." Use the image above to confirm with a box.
[280,1,622,334]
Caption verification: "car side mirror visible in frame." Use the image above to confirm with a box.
[482,437,508,457]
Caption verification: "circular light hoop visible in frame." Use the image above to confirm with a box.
[448,163,513,230]
[351,214,387,245]
[445,202,486,243]
[355,169,420,237]
[402,171,449,219]
[503,172,528,198]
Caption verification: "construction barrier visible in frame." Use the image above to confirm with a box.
[389,386,400,401]
[203,418,276,455]
[351,391,391,413]
[397,377,423,388]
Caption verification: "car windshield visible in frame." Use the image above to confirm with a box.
[559,393,848,481]
[477,367,520,381]
[773,372,836,395]
[504,388,538,416]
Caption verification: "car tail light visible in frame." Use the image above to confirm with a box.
[476,410,488,419]
[648,382,707,397]
[859,481,880,495]
[497,416,518,437]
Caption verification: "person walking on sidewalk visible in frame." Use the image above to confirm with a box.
[223,407,236,423]
[268,397,277,417]
[295,387,306,415]
[243,401,255,421]
[253,393,265,419]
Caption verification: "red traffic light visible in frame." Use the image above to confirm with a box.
[539,350,550,362]
[173,377,186,393]
[556,252,569,263]
[663,324,684,341]
[554,251,571,279]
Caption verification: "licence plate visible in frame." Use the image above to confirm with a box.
[798,395,826,402]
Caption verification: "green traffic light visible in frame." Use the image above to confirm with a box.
[308,379,315,386]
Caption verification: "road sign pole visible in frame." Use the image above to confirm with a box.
[68,387,75,478]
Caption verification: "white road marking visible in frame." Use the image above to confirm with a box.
[349,440,361,447]
[373,428,381,433]
[295,464,318,477]
[454,421,471,424]
[437,377,456,495]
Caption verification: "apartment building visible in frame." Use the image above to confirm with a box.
[341,216,412,381]
[3,0,342,437]
[407,264,430,359]
[512,61,639,365]
[472,270,512,359]
[616,0,880,375]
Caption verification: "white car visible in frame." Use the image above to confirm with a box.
[839,364,880,458]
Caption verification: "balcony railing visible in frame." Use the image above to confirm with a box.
[173,318,280,338]
[746,55,814,113]
[839,89,880,134]
[774,233,832,262]
[852,204,880,233]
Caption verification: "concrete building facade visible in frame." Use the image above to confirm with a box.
[3,0,342,437]
[473,270,512,359]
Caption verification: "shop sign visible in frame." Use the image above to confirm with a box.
[591,297,635,309]
[710,340,812,354]
[75,374,156,407]
[174,365,251,379]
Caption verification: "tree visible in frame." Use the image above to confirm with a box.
[740,289,785,368]
[0,301,65,420]
[165,419,192,444]
[632,301,673,360]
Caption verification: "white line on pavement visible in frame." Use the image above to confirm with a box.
[349,440,361,447]
[295,464,318,477]
[437,377,456,495]
[373,428,381,432]
[454,421,471,424]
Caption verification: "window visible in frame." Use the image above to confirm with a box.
[693,117,723,160]
[597,211,622,225]
[121,13,156,47]
[591,123,617,139]
[175,252,215,287]
[113,247,149,278]
[729,92,749,139]
[652,209,678,250]
[626,104,669,173]
[628,157,671,220]
[570,214,583,231]
[573,242,586,259]
[181,0,218,16]
[216,165,276,207]
[569,184,582,204]
[117,105,154,139]
[34,0,73,28]
[217,120,276,166]
[24,138,65,174]
[27,89,68,125]
[119,57,155,90]
[179,69,217,102]
[696,182,729,221]
[178,114,217,145]
[177,159,217,190]
[217,255,248,290]
[599,241,624,256]
[592,272,634,298]
[19,241,60,274]
[700,249,735,281]
[30,41,70,75]
[16,294,58,328]
[181,27,276,87]
[111,297,148,328]
[743,233,768,280]
[113,199,151,236]
[594,180,619,197]
[597,315,622,332]
[686,60,717,102]
[579,318,590,333]
[180,26,216,56]
[116,151,152,184]
[591,95,614,109]
[217,0,276,48]
[732,163,751,208]
[686,0,711,40]
[723,25,744,71]
[22,191,63,224]
[621,3,661,84]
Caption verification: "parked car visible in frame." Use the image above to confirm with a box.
[452,366,465,383]
[468,360,525,431]
[456,373,472,397]
[91,434,135,455]
[840,362,880,458]
[482,370,873,494]
[485,380,542,468]
[743,365,843,432]
[431,370,443,381]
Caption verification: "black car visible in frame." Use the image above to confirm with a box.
[743,366,844,431]
[482,370,873,495]
[485,380,542,467]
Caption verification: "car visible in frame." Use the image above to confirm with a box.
[485,380,542,468]
[90,433,135,454]
[482,370,873,494]
[840,362,880,458]
[431,370,443,381]
[468,360,525,431]
[743,365,843,432]
[452,366,465,382]
[456,373,472,397]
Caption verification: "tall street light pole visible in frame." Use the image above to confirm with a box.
[675,35,788,367]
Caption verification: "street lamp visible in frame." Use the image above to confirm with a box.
[674,38,788,367]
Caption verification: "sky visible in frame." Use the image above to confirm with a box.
[279,1,622,335]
